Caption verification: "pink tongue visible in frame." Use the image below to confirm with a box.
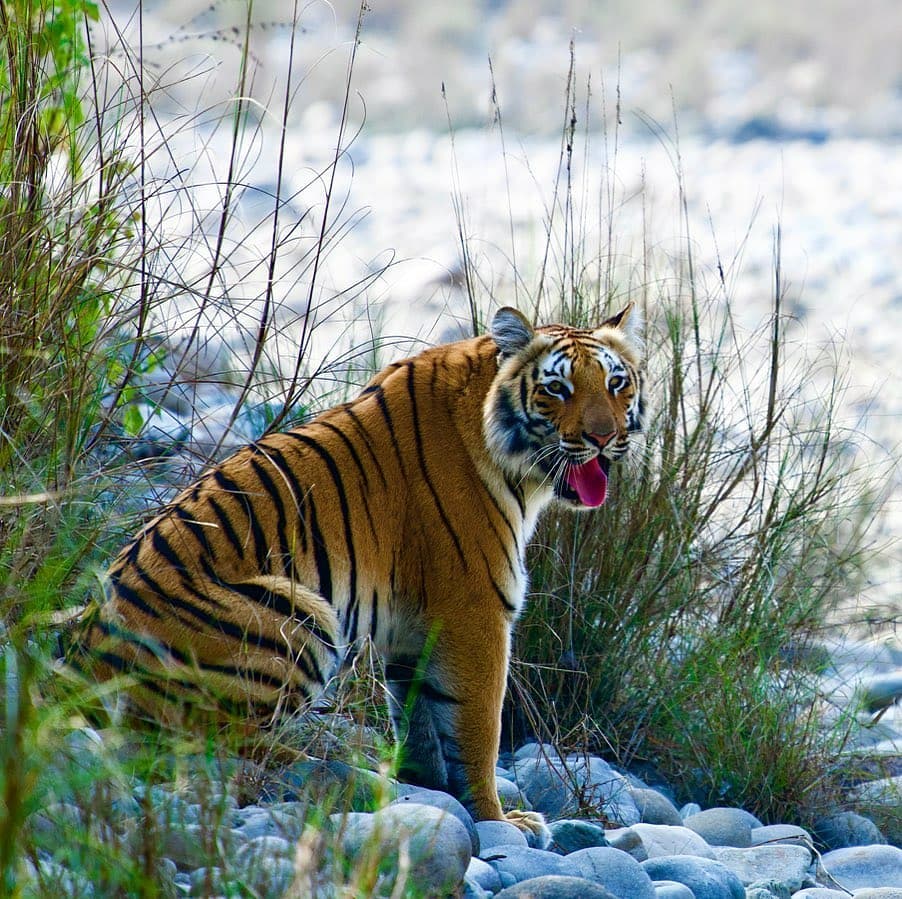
[567,458,608,507]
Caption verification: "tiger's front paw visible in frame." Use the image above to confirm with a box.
[503,808,551,849]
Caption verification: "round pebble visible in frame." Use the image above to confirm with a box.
[632,788,684,826]
[653,881,696,898]
[391,788,480,855]
[567,845,657,898]
[817,844,902,889]
[494,875,619,898]
[548,819,608,853]
[813,811,886,849]
[641,856,746,899]
[683,807,755,847]
[476,819,529,852]
[484,844,574,883]
[711,845,812,892]
[631,823,717,859]
[335,802,472,894]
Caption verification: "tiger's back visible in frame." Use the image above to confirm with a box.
[76,306,645,839]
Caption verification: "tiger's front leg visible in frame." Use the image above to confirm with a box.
[386,614,550,848]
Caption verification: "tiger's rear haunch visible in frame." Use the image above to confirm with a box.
[75,305,645,841]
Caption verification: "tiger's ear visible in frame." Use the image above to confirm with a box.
[491,307,535,357]
[597,303,642,341]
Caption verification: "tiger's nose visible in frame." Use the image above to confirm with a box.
[588,430,617,449]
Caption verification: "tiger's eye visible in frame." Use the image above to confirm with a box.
[545,379,566,397]
[608,374,626,391]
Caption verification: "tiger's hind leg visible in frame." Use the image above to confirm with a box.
[385,657,450,792]
[82,573,343,729]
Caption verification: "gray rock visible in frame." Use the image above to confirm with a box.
[632,788,683,826]
[483,845,574,883]
[813,811,886,849]
[232,806,283,840]
[511,757,578,819]
[817,844,902,889]
[26,858,96,898]
[512,756,639,824]
[494,875,619,898]
[513,742,561,762]
[683,807,755,847]
[273,758,390,809]
[858,670,902,713]
[631,823,717,859]
[476,819,529,852]
[334,803,472,895]
[750,824,812,847]
[244,857,296,898]
[641,856,746,899]
[462,878,493,899]
[160,823,216,870]
[605,826,648,861]
[852,890,902,898]
[234,834,294,865]
[391,788,479,855]
[711,845,812,891]
[187,867,233,896]
[467,857,504,893]
[110,795,142,823]
[746,887,788,899]
[652,881,695,898]
[29,802,91,850]
[268,803,309,841]
[548,819,608,853]
[566,846,657,898]
[789,890,849,899]
[680,803,703,819]
[851,775,902,819]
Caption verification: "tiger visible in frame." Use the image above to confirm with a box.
[72,304,645,840]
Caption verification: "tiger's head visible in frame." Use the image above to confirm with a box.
[484,305,646,509]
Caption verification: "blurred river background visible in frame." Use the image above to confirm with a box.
[99,0,900,627]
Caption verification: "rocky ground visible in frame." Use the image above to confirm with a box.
[23,633,902,896]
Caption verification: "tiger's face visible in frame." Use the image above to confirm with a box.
[485,306,645,509]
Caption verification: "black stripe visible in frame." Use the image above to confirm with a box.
[111,578,163,620]
[150,529,189,574]
[249,509,271,574]
[384,662,461,705]
[344,406,389,490]
[372,388,405,469]
[305,496,332,606]
[316,418,380,539]
[207,496,246,560]
[346,600,360,643]
[225,580,338,657]
[251,459,293,577]
[369,588,379,642]
[284,432,358,616]
[173,506,213,557]
[405,364,466,566]
[316,420,371,491]
[259,443,309,555]
[212,467,245,500]
[489,569,517,613]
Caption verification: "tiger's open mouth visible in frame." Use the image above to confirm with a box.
[557,454,611,507]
